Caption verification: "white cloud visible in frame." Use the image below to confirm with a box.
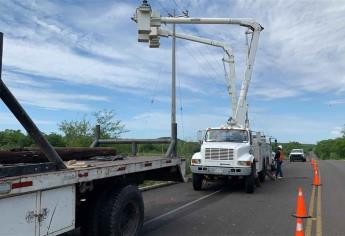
[250,113,337,143]
[2,71,109,111]
[0,112,55,126]
[326,98,345,106]
[9,86,108,111]
[330,126,343,137]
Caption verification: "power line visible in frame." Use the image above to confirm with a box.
[181,43,221,85]
[175,25,224,84]
[202,45,225,81]
[156,0,171,16]
[172,0,184,14]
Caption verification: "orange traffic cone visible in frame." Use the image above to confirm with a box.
[293,187,310,218]
[295,218,304,236]
[311,159,315,165]
[313,169,321,186]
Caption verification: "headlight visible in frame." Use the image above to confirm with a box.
[238,161,251,166]
[191,159,201,165]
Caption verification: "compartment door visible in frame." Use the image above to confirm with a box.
[0,192,37,236]
[39,185,75,236]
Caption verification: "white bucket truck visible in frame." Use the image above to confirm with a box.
[191,125,272,193]
[131,1,272,193]
[187,11,273,193]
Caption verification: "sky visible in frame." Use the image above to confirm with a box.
[0,0,345,144]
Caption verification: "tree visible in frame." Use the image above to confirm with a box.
[0,129,33,150]
[93,109,127,138]
[58,116,92,147]
[58,110,127,147]
[45,133,66,147]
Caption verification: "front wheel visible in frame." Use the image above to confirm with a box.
[244,165,255,194]
[192,173,203,191]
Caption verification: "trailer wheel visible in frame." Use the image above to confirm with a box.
[244,164,255,194]
[99,185,144,236]
[192,173,203,191]
[258,159,267,183]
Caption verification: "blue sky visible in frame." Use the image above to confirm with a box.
[0,0,345,144]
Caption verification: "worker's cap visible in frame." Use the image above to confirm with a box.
[278,145,283,149]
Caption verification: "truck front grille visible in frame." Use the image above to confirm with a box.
[205,148,234,160]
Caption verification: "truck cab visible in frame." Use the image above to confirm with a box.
[191,125,272,193]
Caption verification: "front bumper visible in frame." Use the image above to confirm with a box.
[290,155,306,161]
[190,165,251,176]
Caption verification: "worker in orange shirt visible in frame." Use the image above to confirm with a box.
[274,145,284,179]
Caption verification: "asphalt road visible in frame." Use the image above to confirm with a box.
[142,160,345,236]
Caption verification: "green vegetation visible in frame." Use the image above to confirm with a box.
[0,129,34,150]
[0,110,126,150]
[277,141,314,156]
[314,138,345,160]
[0,109,199,173]
[313,126,345,160]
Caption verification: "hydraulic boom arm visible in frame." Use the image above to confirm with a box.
[133,0,263,128]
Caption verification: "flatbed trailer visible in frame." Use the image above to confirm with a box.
[0,156,185,236]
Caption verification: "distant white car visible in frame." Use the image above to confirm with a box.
[289,149,306,162]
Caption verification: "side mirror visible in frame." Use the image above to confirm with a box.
[197,130,205,144]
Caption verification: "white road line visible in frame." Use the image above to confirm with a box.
[144,189,222,225]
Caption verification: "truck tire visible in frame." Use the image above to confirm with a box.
[99,185,144,236]
[244,165,255,194]
[193,173,203,191]
[258,159,267,183]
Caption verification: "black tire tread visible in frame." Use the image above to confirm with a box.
[244,164,255,194]
[192,173,203,191]
[99,185,144,236]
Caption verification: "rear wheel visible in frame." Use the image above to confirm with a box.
[192,173,203,191]
[99,185,144,236]
[244,164,255,194]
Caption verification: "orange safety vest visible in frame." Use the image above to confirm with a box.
[279,150,285,161]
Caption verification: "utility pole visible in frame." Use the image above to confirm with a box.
[171,8,177,156]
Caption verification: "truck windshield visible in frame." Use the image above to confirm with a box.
[205,129,248,142]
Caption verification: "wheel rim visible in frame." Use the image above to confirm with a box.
[120,201,140,236]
